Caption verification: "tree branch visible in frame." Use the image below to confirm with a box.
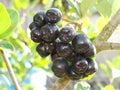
[50,76,71,90]
[51,8,120,90]
[94,8,120,42]
[94,42,120,53]
[0,50,21,90]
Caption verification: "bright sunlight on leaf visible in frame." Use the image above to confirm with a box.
[0,9,19,39]
[0,3,11,35]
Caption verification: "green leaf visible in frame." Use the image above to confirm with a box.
[80,0,96,16]
[0,3,11,35]
[12,0,29,11]
[74,81,90,90]
[0,41,14,51]
[0,9,19,39]
[96,0,112,18]
[112,56,120,69]
[67,0,81,16]
[112,0,120,15]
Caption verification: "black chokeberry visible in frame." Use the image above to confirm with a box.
[30,28,42,42]
[72,56,88,74]
[45,8,62,23]
[82,43,96,58]
[56,42,73,58]
[36,42,49,57]
[59,26,76,43]
[67,66,82,80]
[72,34,91,54]
[52,57,68,78]
[44,42,55,54]
[33,10,46,27]
[85,58,98,76]
[40,23,59,42]
[29,22,37,31]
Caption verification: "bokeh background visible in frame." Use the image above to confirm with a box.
[0,0,120,90]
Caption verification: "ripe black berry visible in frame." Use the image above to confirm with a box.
[36,42,49,57]
[45,8,62,23]
[56,42,73,58]
[85,58,98,76]
[40,23,59,42]
[67,67,80,80]
[29,22,37,31]
[30,28,42,42]
[72,56,88,74]
[72,34,91,54]
[82,43,96,58]
[59,26,76,43]
[33,10,46,27]
[52,57,68,78]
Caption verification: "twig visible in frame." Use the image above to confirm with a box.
[94,42,120,53]
[0,50,21,90]
[50,76,71,90]
[51,8,120,90]
[62,18,83,30]
[94,8,120,43]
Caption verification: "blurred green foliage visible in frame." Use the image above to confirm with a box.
[0,0,120,90]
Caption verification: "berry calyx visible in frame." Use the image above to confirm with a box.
[72,56,88,74]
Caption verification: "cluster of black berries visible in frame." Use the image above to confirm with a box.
[29,8,98,80]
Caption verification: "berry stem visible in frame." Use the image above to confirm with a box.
[51,8,120,90]
[50,76,71,90]
[0,50,21,90]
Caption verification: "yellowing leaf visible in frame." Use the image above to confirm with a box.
[82,73,95,80]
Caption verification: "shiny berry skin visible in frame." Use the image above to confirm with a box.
[52,57,68,78]
[82,43,96,58]
[85,58,98,76]
[72,34,91,54]
[29,22,37,31]
[56,42,73,58]
[72,56,88,74]
[67,66,82,80]
[36,42,49,57]
[33,10,46,27]
[40,23,59,42]
[59,26,76,43]
[30,28,42,42]
[45,8,62,23]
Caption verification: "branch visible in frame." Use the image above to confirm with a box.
[94,42,120,53]
[51,8,120,90]
[94,8,120,42]
[0,50,21,90]
[50,76,71,90]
